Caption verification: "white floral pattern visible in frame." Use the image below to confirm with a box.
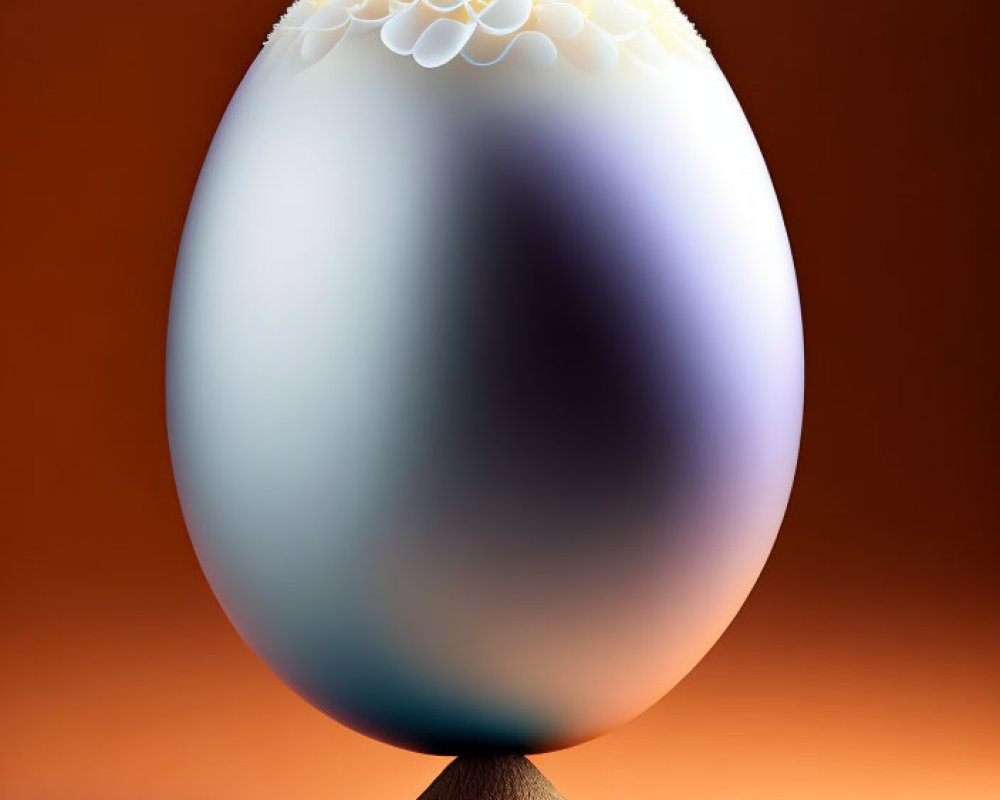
[267,0,710,71]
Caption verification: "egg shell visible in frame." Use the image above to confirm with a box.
[167,31,803,754]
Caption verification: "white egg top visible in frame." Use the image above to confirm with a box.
[267,0,710,71]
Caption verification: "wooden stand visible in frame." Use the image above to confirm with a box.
[417,755,567,800]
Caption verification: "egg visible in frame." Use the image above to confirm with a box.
[167,0,803,755]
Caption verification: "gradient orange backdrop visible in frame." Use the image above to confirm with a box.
[1,1,997,798]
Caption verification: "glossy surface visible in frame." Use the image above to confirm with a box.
[167,38,802,753]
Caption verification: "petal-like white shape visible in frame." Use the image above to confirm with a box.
[588,0,648,38]
[354,0,394,20]
[271,0,708,70]
[461,29,555,67]
[558,20,618,71]
[343,16,388,37]
[304,4,352,29]
[422,0,468,11]
[477,0,532,34]
[499,30,558,68]
[412,18,476,67]
[535,3,584,39]
[301,26,349,62]
[380,2,434,54]
[462,26,516,63]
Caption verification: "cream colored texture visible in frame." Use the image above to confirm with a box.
[267,0,709,71]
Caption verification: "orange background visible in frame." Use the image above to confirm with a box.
[1,1,997,798]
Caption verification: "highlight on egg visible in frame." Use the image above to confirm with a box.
[167,0,803,755]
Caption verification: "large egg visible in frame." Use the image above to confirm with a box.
[167,0,803,755]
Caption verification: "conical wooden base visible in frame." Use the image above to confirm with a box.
[417,755,566,800]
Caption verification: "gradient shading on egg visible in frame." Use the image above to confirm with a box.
[166,0,803,755]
